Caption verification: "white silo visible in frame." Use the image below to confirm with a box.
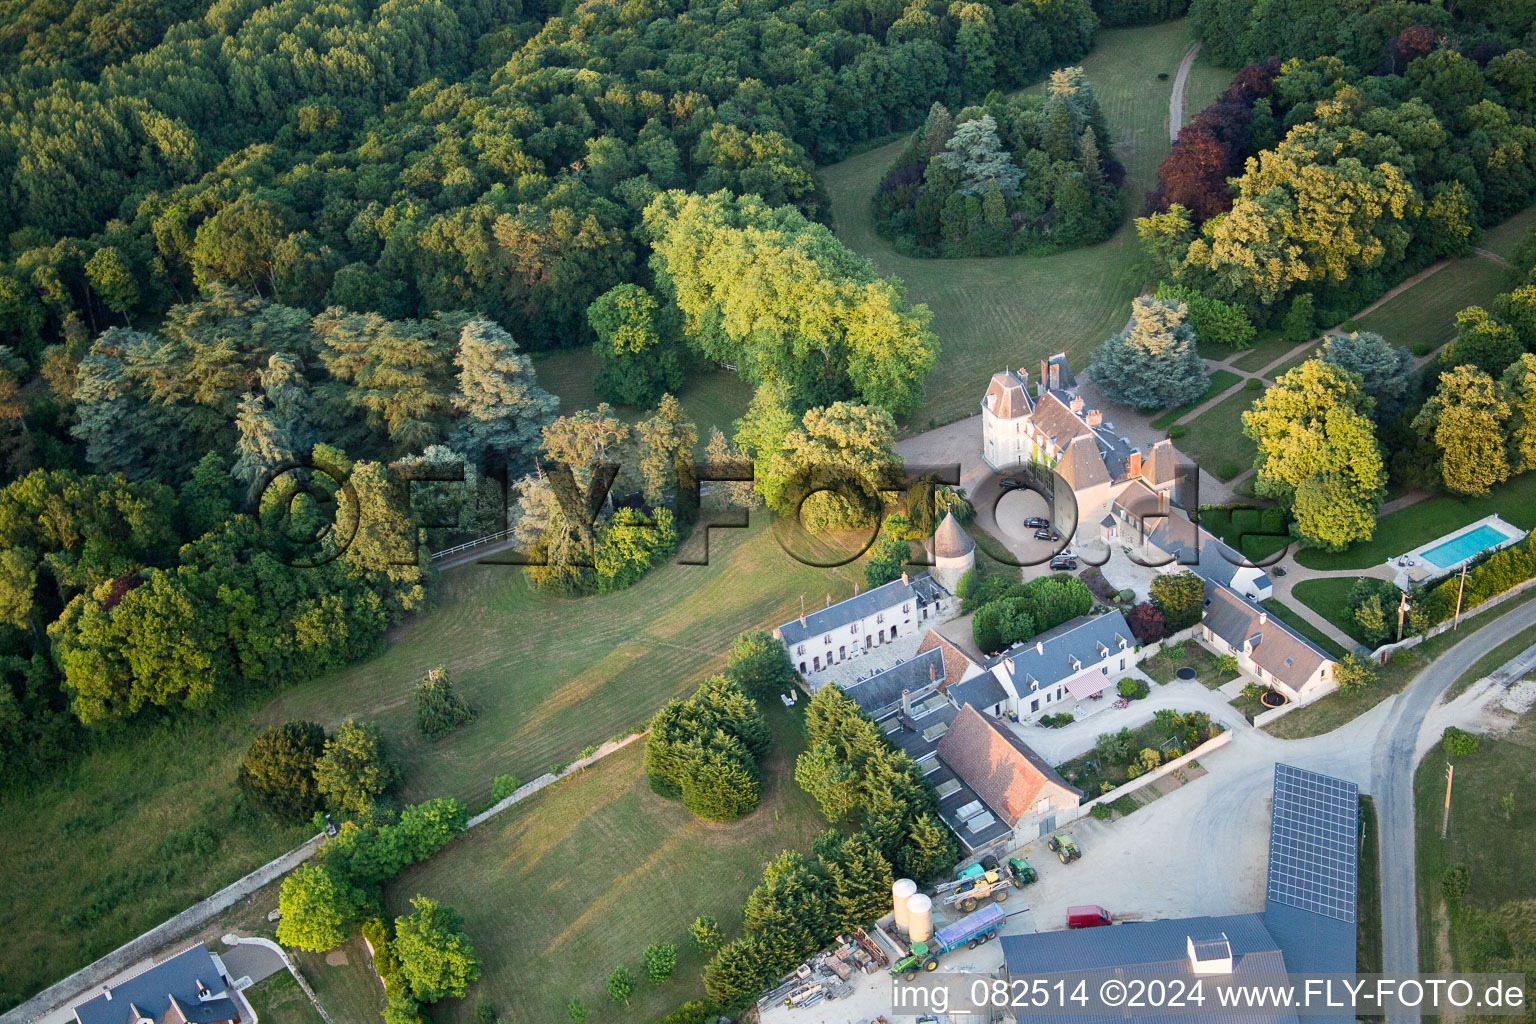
[892,878,917,932]
[906,893,934,944]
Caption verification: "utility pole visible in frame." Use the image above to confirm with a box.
[1442,762,1455,839]
[1453,563,1469,629]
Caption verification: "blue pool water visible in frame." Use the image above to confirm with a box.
[1421,524,1508,569]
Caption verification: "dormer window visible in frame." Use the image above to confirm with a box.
[876,613,884,623]
[797,644,805,654]
[823,634,831,644]
[902,603,911,613]
[1069,657,1081,671]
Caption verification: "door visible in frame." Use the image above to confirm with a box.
[1038,815,1057,837]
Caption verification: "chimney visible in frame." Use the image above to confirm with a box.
[854,583,860,596]
[929,661,938,682]
[901,571,910,586]
[1070,395,1084,414]
[1085,409,1102,427]
[1040,358,1049,393]
[901,689,913,715]
[1035,640,1044,655]
[799,612,806,627]
[1259,611,1267,625]
[1050,361,1061,391]
[1128,450,1142,477]
[1018,369,1029,392]
[1159,489,1169,513]
[826,593,832,608]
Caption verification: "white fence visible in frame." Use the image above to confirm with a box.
[1072,728,1232,819]
[429,528,513,563]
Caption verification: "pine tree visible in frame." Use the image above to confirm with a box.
[898,811,958,882]
[450,319,557,474]
[934,116,1023,198]
[921,102,954,161]
[826,832,894,933]
[1043,100,1074,163]
[1079,125,1103,184]
[415,667,476,740]
[1086,297,1208,410]
[703,936,774,1015]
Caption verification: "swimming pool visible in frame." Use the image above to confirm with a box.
[1421,524,1509,569]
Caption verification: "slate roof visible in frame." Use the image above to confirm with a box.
[990,611,1134,690]
[74,944,238,1024]
[1030,391,1094,449]
[948,671,1009,711]
[932,511,975,558]
[1141,510,1269,592]
[1057,435,1111,490]
[983,371,1031,419]
[1203,584,1333,689]
[1144,438,1181,487]
[936,705,1077,826]
[1041,352,1078,394]
[915,629,980,685]
[839,648,946,717]
[776,573,945,646]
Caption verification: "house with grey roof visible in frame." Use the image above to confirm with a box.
[1001,764,1359,1024]
[1199,583,1335,700]
[773,571,953,683]
[839,647,951,719]
[1108,481,1273,602]
[984,610,1136,722]
[73,943,243,1024]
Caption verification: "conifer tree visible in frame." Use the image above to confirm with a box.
[935,116,1023,198]
[1086,297,1208,410]
[449,319,556,474]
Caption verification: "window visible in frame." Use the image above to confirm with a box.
[838,646,845,659]
[1030,698,1040,713]
[813,657,821,670]
[796,644,805,655]
[849,624,858,634]
[799,662,806,673]
[876,613,884,623]
[902,603,910,614]
[823,634,831,645]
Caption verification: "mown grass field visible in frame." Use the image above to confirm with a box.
[388,702,825,1024]
[1172,389,1257,475]
[1480,206,1536,261]
[1229,329,1304,372]
[1291,577,1365,644]
[1414,711,1536,972]
[0,522,844,1008]
[821,20,1216,429]
[1355,254,1512,352]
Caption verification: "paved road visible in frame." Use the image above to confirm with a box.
[1169,43,1200,143]
[1374,597,1536,1024]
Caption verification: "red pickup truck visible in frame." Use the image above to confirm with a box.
[1067,905,1113,929]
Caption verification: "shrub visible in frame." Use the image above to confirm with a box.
[1040,713,1075,727]
[491,774,521,802]
[1215,461,1240,481]
[1117,678,1150,700]
[1127,602,1167,645]
[239,721,328,824]
[1215,654,1239,676]
[1116,588,1136,605]
[1167,423,1187,438]
[567,998,589,1023]
[415,667,476,740]
[1335,653,1381,691]
[1441,727,1480,758]
[1138,748,1162,772]
[655,1002,710,1024]
[1245,377,1262,390]
[1150,571,1204,631]
[1441,863,1471,902]
[1091,803,1114,820]
[690,915,725,952]
[1411,340,1434,357]
[1339,320,1360,333]
[643,942,678,984]
[608,966,636,1006]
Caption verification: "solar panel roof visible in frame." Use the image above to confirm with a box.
[1266,763,1358,923]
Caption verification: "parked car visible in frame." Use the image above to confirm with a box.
[1024,516,1050,529]
[1034,528,1060,542]
[1067,905,1113,929]
[1049,555,1078,571]
[1000,477,1027,491]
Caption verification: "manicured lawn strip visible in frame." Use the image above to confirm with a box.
[1149,369,1241,429]
[1480,206,1536,261]
[821,20,1201,429]
[1291,577,1366,645]
[1171,389,1257,475]
[387,701,824,1024]
[1199,505,1291,562]
[1444,618,1536,701]
[1140,640,1224,689]
[1356,796,1382,975]
[1413,713,1536,973]
[242,968,325,1024]
[1231,331,1305,372]
[531,349,753,453]
[1266,342,1320,380]
[1260,598,1351,661]
[1356,255,1511,351]
[1264,587,1536,739]
[0,523,839,1006]
[1295,471,1536,570]
[1227,691,1265,720]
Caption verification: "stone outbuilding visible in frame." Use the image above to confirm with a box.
[927,511,975,594]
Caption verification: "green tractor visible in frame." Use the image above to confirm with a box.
[1047,832,1081,864]
[890,942,940,980]
[1007,856,1038,886]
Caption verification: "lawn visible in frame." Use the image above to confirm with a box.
[242,969,324,1024]
[1266,342,1320,380]
[1199,504,1291,561]
[0,522,844,1009]
[1355,254,1512,352]
[1140,639,1226,689]
[530,348,753,453]
[1263,587,1536,739]
[1479,206,1536,262]
[1292,577,1367,645]
[386,701,825,1024]
[1414,711,1536,974]
[1295,470,1536,571]
[1149,369,1242,430]
[820,20,1213,429]
[1171,389,1256,478]
[1231,330,1307,372]
[1356,796,1382,975]
[1259,597,1351,661]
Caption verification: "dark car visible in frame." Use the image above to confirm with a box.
[1049,555,1078,571]
[1034,528,1060,542]
[1023,516,1050,529]
[1000,477,1028,491]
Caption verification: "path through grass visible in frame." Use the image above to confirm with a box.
[1356,255,1511,351]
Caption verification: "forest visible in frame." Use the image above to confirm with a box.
[871,67,1125,257]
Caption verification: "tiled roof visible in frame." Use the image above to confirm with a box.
[984,371,1031,419]
[936,705,1073,826]
[990,611,1134,690]
[1029,391,1093,448]
[776,573,945,646]
[74,944,236,1024]
[1203,584,1333,688]
[915,629,980,685]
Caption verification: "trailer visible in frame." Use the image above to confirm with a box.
[889,903,1007,980]
[939,870,1013,912]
